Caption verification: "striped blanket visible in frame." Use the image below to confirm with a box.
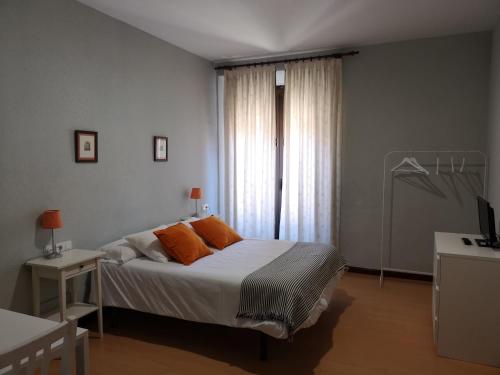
[236,242,346,336]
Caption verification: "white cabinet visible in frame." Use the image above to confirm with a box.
[433,232,500,367]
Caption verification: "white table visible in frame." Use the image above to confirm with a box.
[0,308,89,374]
[26,249,105,338]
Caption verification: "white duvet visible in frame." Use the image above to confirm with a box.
[101,239,342,339]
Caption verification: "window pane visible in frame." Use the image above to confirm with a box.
[276,69,285,86]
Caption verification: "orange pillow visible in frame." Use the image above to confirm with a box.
[154,224,212,265]
[190,216,243,250]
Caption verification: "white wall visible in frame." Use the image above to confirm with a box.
[487,20,500,213]
[0,0,217,312]
[341,32,491,272]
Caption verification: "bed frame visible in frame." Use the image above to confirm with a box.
[259,332,269,360]
[105,306,271,360]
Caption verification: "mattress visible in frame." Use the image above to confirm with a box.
[100,239,343,339]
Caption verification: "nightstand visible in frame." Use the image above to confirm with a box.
[26,249,106,338]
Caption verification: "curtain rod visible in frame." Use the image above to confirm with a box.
[214,50,359,70]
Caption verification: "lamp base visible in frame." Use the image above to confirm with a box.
[44,251,63,259]
[45,230,63,258]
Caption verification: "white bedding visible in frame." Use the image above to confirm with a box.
[101,239,342,339]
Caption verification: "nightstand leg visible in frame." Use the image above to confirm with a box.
[32,268,40,317]
[94,259,103,338]
[70,278,78,304]
[58,273,67,322]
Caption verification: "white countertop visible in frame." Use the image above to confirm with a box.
[435,232,500,262]
[25,249,105,270]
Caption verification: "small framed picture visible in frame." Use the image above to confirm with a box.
[74,130,98,163]
[154,136,168,162]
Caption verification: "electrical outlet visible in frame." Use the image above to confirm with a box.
[45,240,73,253]
[202,203,209,217]
[60,240,73,251]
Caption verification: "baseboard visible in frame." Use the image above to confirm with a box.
[347,266,433,282]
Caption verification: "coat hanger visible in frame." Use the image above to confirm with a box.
[459,157,466,173]
[391,156,429,175]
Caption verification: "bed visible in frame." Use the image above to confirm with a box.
[98,227,346,359]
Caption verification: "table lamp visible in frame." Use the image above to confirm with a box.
[190,188,202,217]
[41,210,63,258]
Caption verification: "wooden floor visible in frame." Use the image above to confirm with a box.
[80,273,500,375]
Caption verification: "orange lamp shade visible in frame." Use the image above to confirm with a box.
[41,210,63,229]
[190,188,202,200]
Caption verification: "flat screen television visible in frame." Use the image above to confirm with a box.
[476,196,498,247]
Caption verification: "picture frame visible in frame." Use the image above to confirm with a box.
[154,136,168,162]
[74,130,98,163]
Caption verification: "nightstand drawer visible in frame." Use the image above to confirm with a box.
[65,260,96,278]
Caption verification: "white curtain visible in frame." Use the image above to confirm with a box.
[224,66,276,239]
[279,59,342,245]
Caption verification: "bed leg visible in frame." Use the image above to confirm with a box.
[259,332,268,361]
[110,307,118,329]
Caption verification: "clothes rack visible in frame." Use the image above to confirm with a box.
[379,150,488,287]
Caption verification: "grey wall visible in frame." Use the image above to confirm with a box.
[341,32,491,272]
[487,20,500,212]
[0,0,217,312]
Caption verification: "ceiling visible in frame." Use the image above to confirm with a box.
[77,0,500,62]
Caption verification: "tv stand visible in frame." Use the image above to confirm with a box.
[434,232,500,367]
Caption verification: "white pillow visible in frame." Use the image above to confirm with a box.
[125,226,169,263]
[179,216,201,229]
[100,241,141,264]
